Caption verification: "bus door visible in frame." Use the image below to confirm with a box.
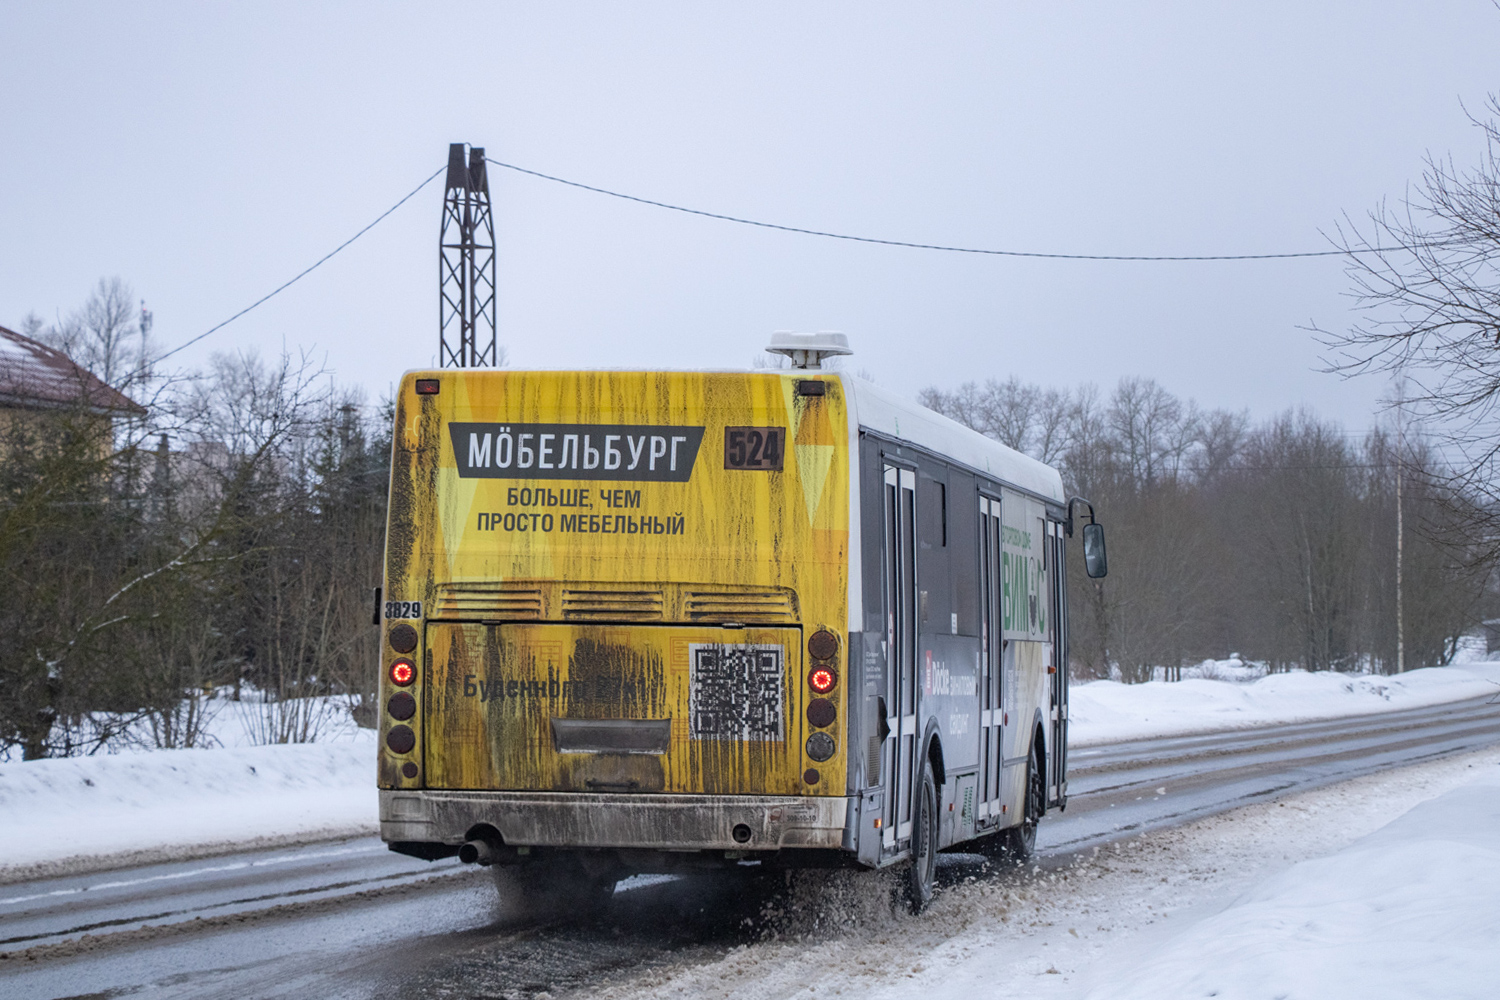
[1047,518,1069,807]
[977,495,1004,827]
[881,465,919,855]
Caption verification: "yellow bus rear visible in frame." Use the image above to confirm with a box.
[377,369,852,875]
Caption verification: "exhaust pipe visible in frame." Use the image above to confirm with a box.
[458,839,495,866]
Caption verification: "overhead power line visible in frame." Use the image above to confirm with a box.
[154,152,1383,364]
[155,166,446,364]
[486,157,1371,262]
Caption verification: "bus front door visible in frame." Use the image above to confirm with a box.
[1047,518,1068,808]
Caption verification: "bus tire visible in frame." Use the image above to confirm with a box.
[492,857,618,921]
[903,760,939,914]
[1001,746,1044,862]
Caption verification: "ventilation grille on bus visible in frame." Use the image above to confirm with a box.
[434,584,543,620]
[682,588,799,624]
[561,589,664,621]
[867,735,883,785]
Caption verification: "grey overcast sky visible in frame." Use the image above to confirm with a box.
[3,2,1499,428]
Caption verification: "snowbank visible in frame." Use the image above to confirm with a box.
[1069,662,1500,746]
[0,734,377,880]
[1089,763,1500,1000]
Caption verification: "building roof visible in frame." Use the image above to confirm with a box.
[0,325,146,415]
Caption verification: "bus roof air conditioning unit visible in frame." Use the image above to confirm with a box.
[766,331,852,370]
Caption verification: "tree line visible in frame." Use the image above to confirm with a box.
[920,376,1494,681]
[2,279,388,759]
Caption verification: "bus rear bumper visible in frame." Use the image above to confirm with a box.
[380,790,850,852]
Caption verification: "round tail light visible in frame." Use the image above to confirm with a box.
[390,659,416,686]
[805,732,836,762]
[389,623,418,653]
[808,666,837,694]
[386,725,416,754]
[808,629,839,661]
[806,697,836,728]
[387,691,417,721]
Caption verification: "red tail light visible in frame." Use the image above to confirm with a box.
[808,666,837,694]
[390,659,415,686]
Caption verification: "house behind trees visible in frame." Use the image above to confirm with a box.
[0,324,145,451]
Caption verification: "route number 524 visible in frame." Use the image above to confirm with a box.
[724,427,785,471]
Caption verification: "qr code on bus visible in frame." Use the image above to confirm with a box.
[688,644,785,741]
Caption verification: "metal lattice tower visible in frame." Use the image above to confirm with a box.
[439,143,498,368]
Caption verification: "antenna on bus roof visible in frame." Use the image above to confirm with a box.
[766,331,852,370]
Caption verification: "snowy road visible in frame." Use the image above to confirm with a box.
[2,693,1498,999]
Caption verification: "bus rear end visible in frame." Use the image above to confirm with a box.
[377,369,851,878]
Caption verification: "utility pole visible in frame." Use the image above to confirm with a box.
[1396,437,1405,673]
[1395,382,1406,674]
[439,143,498,368]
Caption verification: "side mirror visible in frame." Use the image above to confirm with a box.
[1083,522,1108,579]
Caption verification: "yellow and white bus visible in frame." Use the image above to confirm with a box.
[376,334,1106,911]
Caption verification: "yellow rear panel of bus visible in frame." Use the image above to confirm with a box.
[378,370,849,800]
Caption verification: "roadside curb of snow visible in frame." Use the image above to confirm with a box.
[0,739,378,885]
[0,823,379,886]
[1068,664,1500,747]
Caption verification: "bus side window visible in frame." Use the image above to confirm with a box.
[946,471,978,638]
[917,468,953,633]
[919,472,947,550]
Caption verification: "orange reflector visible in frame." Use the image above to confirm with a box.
[390,659,415,686]
[874,817,882,829]
[808,667,837,694]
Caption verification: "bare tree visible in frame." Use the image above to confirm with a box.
[29,278,149,391]
[920,383,989,438]
[1108,377,1198,487]
[1316,96,1500,528]
[1193,409,1250,483]
[1031,387,1074,465]
[918,377,1073,461]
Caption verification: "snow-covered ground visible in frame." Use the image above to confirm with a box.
[1086,762,1500,999]
[33,691,370,757]
[2,661,1498,882]
[591,747,1500,1000]
[1070,661,1500,746]
[0,734,377,881]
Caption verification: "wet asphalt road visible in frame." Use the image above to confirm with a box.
[3,693,1498,999]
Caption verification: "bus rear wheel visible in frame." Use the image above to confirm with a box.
[903,760,939,914]
[1000,746,1044,862]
